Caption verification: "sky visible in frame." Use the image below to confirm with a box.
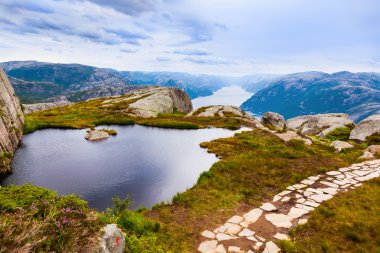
[0,0,379,75]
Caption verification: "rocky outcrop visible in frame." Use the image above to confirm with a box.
[24,100,72,114]
[94,224,125,253]
[287,113,354,137]
[360,145,380,159]
[275,131,312,145]
[330,141,354,152]
[102,87,192,118]
[0,69,24,175]
[261,112,286,131]
[85,129,110,141]
[349,115,380,142]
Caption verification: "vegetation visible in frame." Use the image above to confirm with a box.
[366,133,380,146]
[281,177,380,252]
[325,126,353,141]
[101,128,118,135]
[23,95,250,134]
[0,184,102,252]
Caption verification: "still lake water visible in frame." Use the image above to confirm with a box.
[2,125,247,210]
[192,85,253,109]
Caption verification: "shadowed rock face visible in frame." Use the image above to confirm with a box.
[261,112,286,131]
[350,115,380,142]
[0,68,24,175]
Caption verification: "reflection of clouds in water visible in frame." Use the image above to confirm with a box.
[192,86,253,109]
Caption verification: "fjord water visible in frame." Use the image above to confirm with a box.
[2,125,244,210]
[192,85,253,109]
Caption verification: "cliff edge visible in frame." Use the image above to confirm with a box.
[0,68,24,176]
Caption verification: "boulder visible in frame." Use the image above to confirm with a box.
[287,113,354,137]
[24,100,72,114]
[85,130,109,141]
[261,112,286,131]
[330,141,354,152]
[360,145,380,159]
[127,87,192,118]
[95,224,125,253]
[275,131,312,145]
[349,115,380,142]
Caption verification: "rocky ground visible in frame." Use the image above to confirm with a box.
[198,160,380,253]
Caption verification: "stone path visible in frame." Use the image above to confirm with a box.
[197,160,380,253]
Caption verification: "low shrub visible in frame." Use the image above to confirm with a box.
[325,127,352,141]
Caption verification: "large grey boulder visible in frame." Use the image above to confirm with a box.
[102,87,192,118]
[275,131,312,145]
[261,112,286,131]
[24,100,72,114]
[287,113,354,137]
[85,129,109,141]
[330,141,354,152]
[95,224,125,253]
[0,69,24,175]
[349,115,380,142]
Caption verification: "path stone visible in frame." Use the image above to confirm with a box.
[265,214,293,228]
[243,208,263,224]
[260,203,277,211]
[197,160,380,253]
[198,240,218,253]
[263,241,281,253]
[287,207,309,219]
[274,233,290,240]
[201,230,215,239]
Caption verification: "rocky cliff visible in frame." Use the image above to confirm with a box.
[0,69,24,175]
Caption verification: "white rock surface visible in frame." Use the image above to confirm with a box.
[350,115,380,142]
[263,241,281,253]
[85,129,110,141]
[95,224,125,253]
[265,214,293,228]
[330,141,354,152]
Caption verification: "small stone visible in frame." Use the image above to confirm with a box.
[256,235,266,242]
[263,241,281,253]
[301,179,315,185]
[298,219,308,225]
[218,225,228,233]
[216,244,227,253]
[303,191,314,197]
[239,221,249,228]
[308,176,320,181]
[273,233,290,240]
[339,167,350,172]
[354,183,363,187]
[265,214,293,228]
[216,233,234,241]
[228,246,242,253]
[296,198,306,203]
[228,215,244,224]
[247,236,258,241]
[198,240,218,253]
[287,207,309,218]
[318,187,338,195]
[308,194,333,203]
[295,194,303,198]
[261,203,277,211]
[281,196,291,202]
[295,204,314,211]
[273,195,282,202]
[303,200,320,207]
[201,230,215,239]
[293,184,307,189]
[225,223,242,235]
[286,186,295,190]
[243,208,263,224]
[238,228,255,237]
[326,171,341,176]
[278,190,292,196]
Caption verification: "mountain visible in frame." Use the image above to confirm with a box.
[241,71,380,122]
[0,61,231,103]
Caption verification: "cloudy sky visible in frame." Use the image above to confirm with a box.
[0,0,379,75]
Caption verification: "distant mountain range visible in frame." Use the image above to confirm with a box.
[241,71,380,122]
[0,61,241,103]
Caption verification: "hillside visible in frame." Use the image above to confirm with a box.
[241,71,380,122]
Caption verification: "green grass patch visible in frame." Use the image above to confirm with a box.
[325,127,352,141]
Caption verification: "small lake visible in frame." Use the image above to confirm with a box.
[192,85,253,109]
[2,125,246,210]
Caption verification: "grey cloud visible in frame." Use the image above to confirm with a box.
[104,28,150,46]
[120,48,137,53]
[156,57,171,62]
[0,17,17,26]
[184,57,229,65]
[86,0,157,16]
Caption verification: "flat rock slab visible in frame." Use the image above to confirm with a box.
[198,240,218,253]
[263,241,281,253]
[265,214,293,228]
[260,203,277,211]
[287,207,309,219]
[243,208,263,224]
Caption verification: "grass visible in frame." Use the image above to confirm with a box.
[0,184,102,252]
[325,127,353,141]
[100,128,118,135]
[131,129,364,252]
[283,177,380,253]
[23,95,249,134]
